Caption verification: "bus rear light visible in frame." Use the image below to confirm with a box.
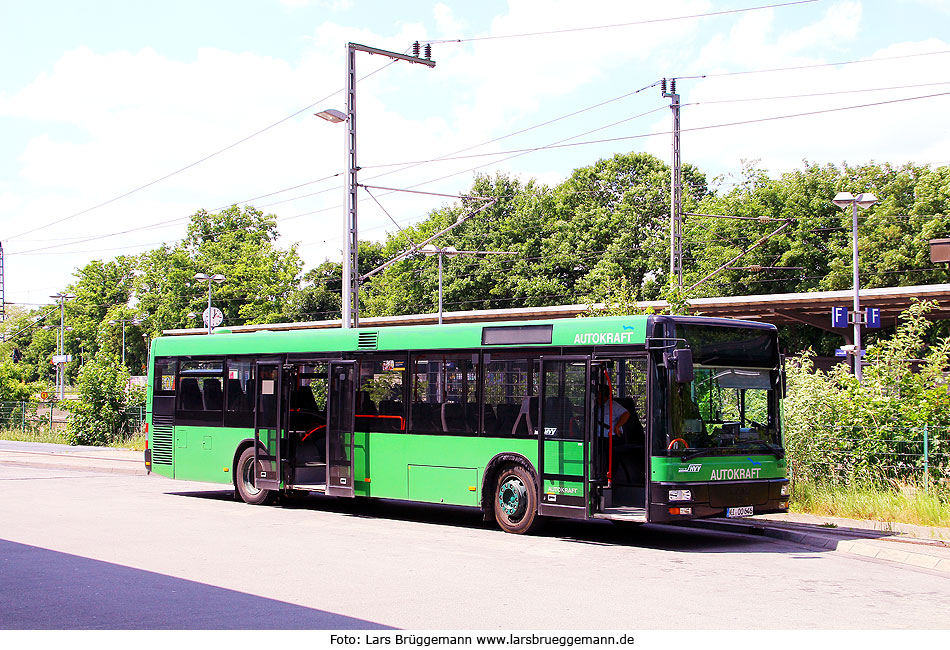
[780,483,791,496]
[779,501,789,509]
[668,507,692,515]
[144,422,149,434]
[668,489,692,502]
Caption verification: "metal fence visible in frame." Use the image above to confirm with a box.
[0,401,145,434]
[786,425,949,490]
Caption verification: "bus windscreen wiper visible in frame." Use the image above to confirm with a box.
[729,440,785,459]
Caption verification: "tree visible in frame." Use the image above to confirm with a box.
[134,205,304,332]
[359,154,709,318]
[64,351,141,446]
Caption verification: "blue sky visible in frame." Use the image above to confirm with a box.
[2,0,949,308]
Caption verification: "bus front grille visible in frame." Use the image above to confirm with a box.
[708,481,769,507]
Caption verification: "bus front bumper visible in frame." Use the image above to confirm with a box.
[649,479,790,524]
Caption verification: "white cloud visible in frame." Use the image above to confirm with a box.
[2,0,949,305]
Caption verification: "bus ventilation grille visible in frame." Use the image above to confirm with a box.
[357,331,378,350]
[151,425,174,465]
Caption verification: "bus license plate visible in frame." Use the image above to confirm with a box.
[726,506,754,518]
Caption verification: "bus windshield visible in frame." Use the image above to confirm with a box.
[668,365,782,458]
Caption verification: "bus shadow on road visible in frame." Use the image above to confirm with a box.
[168,488,818,556]
[0,538,395,630]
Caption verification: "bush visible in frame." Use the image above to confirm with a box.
[64,353,140,446]
[784,300,950,487]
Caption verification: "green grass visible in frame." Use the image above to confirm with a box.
[792,479,950,528]
[0,428,69,444]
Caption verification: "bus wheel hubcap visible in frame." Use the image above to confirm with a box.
[242,457,260,495]
[499,477,526,519]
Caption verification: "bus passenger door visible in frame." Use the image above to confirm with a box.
[254,360,283,491]
[537,356,591,520]
[326,360,357,497]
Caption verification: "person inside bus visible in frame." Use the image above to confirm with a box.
[595,385,632,481]
[595,384,630,439]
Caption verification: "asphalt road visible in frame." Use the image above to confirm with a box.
[1,464,948,630]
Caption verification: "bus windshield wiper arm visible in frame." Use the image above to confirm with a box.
[730,440,785,459]
[681,447,715,462]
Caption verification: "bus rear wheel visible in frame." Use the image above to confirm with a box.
[236,447,276,505]
[493,465,539,534]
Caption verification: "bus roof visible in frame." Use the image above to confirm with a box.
[152,314,775,358]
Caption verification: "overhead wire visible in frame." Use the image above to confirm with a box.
[361,91,950,169]
[5,81,665,257]
[677,49,950,81]
[428,1,819,44]
[4,56,400,242]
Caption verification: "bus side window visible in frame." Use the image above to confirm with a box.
[357,355,406,433]
[484,355,539,437]
[224,358,256,428]
[176,359,225,426]
[609,357,647,443]
[410,353,478,436]
[152,357,177,417]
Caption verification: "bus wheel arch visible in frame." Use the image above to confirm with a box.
[483,453,540,534]
[234,443,276,505]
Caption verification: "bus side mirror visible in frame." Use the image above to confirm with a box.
[672,348,694,383]
[780,355,787,399]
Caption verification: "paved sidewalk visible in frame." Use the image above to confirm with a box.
[1,440,948,573]
[0,440,145,475]
[683,513,950,574]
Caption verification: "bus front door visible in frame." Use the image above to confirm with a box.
[326,360,357,497]
[537,356,591,520]
[254,360,283,491]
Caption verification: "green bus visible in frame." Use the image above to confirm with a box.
[145,314,789,533]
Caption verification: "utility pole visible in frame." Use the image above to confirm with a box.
[662,78,683,286]
[0,242,5,324]
[50,292,74,400]
[319,42,436,329]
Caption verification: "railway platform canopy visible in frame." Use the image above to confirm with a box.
[164,283,950,342]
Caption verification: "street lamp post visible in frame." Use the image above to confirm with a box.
[194,273,225,334]
[316,42,436,329]
[419,246,518,324]
[108,316,145,368]
[49,292,75,400]
[832,191,878,382]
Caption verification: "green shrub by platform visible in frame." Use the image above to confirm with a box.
[784,300,950,487]
[64,353,143,446]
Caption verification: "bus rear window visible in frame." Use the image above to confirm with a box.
[154,358,177,395]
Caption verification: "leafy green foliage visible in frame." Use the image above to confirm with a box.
[64,352,142,446]
[0,359,42,401]
[135,205,303,334]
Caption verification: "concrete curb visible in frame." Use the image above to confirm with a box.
[683,517,950,574]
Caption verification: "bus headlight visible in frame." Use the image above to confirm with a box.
[668,489,692,502]
[780,483,791,496]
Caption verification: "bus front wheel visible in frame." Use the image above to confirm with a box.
[493,465,540,534]
[236,447,276,505]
